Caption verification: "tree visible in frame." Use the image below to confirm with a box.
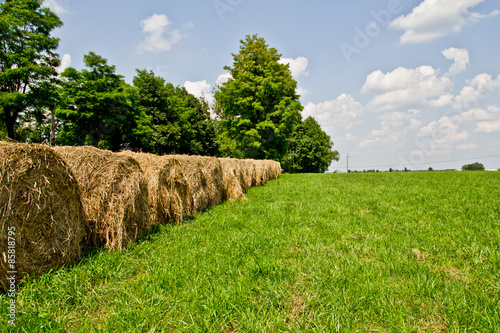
[282,116,339,173]
[56,52,152,151]
[133,69,218,155]
[0,0,62,139]
[214,34,303,160]
[462,162,485,171]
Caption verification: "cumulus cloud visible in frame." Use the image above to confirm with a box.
[362,65,453,111]
[303,94,364,134]
[216,73,232,87]
[418,117,469,144]
[389,0,500,44]
[184,80,214,104]
[57,53,71,73]
[442,47,470,76]
[473,106,500,133]
[279,56,310,98]
[43,0,68,15]
[453,73,500,109]
[458,143,478,150]
[137,14,184,54]
[278,57,309,78]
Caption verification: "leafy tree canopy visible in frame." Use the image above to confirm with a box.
[282,116,339,173]
[215,34,303,160]
[462,162,485,171]
[0,0,62,139]
[56,52,152,151]
[133,69,218,156]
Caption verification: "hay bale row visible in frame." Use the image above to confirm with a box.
[53,146,150,250]
[118,151,190,224]
[1,142,281,290]
[0,142,87,291]
[219,158,282,200]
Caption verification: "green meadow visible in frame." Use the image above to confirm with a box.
[2,171,499,332]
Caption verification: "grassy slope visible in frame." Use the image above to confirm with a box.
[2,172,499,332]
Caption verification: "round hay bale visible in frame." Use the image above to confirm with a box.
[174,155,224,213]
[242,159,256,190]
[193,156,224,207]
[253,160,270,185]
[219,158,245,201]
[53,146,150,250]
[119,151,189,224]
[0,142,87,291]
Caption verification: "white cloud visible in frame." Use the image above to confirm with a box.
[473,106,500,133]
[475,120,500,133]
[279,57,310,99]
[418,117,469,144]
[279,57,309,78]
[442,47,470,76]
[362,65,453,111]
[303,94,364,134]
[458,143,478,150]
[216,73,232,87]
[137,14,184,54]
[358,127,404,148]
[57,53,71,73]
[389,0,500,44]
[184,80,214,104]
[43,0,68,15]
[453,73,500,109]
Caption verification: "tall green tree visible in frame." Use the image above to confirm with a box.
[0,0,62,139]
[56,52,152,151]
[282,116,339,173]
[214,34,303,160]
[133,69,218,156]
[462,162,485,171]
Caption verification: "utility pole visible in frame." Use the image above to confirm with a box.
[346,154,349,173]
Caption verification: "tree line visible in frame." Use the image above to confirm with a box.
[0,0,339,173]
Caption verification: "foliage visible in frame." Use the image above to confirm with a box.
[282,116,339,173]
[462,162,485,171]
[133,69,218,156]
[0,0,62,139]
[214,34,303,160]
[56,52,152,151]
[3,172,500,331]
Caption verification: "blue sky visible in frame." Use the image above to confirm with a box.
[44,0,500,171]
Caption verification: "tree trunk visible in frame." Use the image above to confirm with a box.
[3,105,16,140]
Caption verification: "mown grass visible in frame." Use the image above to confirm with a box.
[2,171,499,332]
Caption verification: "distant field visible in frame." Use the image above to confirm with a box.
[2,171,499,332]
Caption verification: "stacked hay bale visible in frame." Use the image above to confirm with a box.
[174,155,224,214]
[253,160,270,185]
[219,158,246,200]
[53,146,150,250]
[0,142,87,291]
[195,156,224,207]
[242,159,257,190]
[119,151,189,224]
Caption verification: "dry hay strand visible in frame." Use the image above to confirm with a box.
[253,160,270,185]
[53,146,150,250]
[174,155,224,213]
[219,158,245,201]
[0,142,87,291]
[173,155,208,215]
[119,151,189,224]
[267,160,282,180]
[193,156,224,207]
[241,159,256,190]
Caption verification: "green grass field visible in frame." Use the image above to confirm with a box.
[2,171,499,332]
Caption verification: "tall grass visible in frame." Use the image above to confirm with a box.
[2,171,499,332]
